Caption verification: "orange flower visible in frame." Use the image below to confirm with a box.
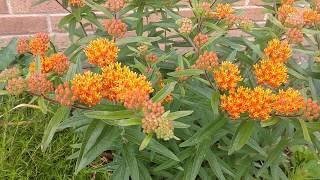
[16,38,29,54]
[277,5,297,23]
[69,0,85,7]
[104,18,128,38]
[105,0,125,12]
[220,86,251,119]
[213,61,242,91]
[84,38,119,67]
[29,56,53,74]
[55,82,77,107]
[281,0,295,5]
[145,53,158,64]
[28,73,54,95]
[284,12,304,28]
[176,18,193,34]
[303,98,320,120]
[101,62,153,102]
[49,53,70,75]
[194,33,208,48]
[247,86,275,121]
[123,88,150,110]
[303,9,320,26]
[214,3,234,19]
[193,51,219,71]
[286,28,304,44]
[29,33,49,56]
[273,88,305,115]
[71,71,103,107]
[254,60,288,88]
[264,39,292,63]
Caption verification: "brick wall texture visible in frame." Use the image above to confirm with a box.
[0,0,267,48]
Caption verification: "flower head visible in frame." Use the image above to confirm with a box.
[196,2,214,18]
[123,88,150,110]
[254,60,288,88]
[69,0,85,7]
[16,38,29,54]
[303,98,320,120]
[0,67,20,81]
[104,18,128,38]
[264,39,292,63]
[55,82,77,107]
[154,119,174,141]
[29,33,49,56]
[277,5,297,23]
[194,33,208,48]
[238,16,254,30]
[84,38,119,67]
[273,88,305,115]
[142,100,165,134]
[145,53,158,64]
[101,62,153,102]
[137,44,149,55]
[303,9,320,26]
[105,0,125,12]
[220,86,251,119]
[28,73,54,95]
[29,56,53,74]
[71,71,103,107]
[286,28,304,44]
[49,53,70,75]
[6,77,27,95]
[193,51,219,71]
[282,0,295,5]
[176,18,193,34]
[214,3,234,19]
[284,12,304,28]
[247,86,275,121]
[213,61,242,91]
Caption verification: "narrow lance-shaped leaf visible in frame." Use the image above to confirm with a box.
[151,81,177,103]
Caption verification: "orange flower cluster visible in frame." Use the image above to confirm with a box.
[137,44,149,55]
[28,73,54,95]
[105,0,125,12]
[198,2,213,18]
[213,61,242,91]
[142,100,174,140]
[282,0,295,5]
[71,72,103,107]
[285,13,304,28]
[176,18,193,34]
[303,98,320,120]
[50,53,70,75]
[29,53,70,75]
[221,86,275,120]
[214,3,234,19]
[0,67,20,81]
[286,28,304,44]
[29,33,49,56]
[101,62,153,103]
[16,38,29,54]
[264,39,292,63]
[277,5,297,23]
[55,82,78,107]
[104,19,128,38]
[194,33,208,48]
[248,87,275,120]
[303,9,320,26]
[273,88,305,115]
[254,60,288,88]
[69,0,85,7]
[220,86,251,119]
[6,77,27,95]
[84,38,119,67]
[123,88,150,110]
[193,51,219,71]
[145,53,158,64]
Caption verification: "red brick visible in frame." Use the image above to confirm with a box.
[242,8,265,21]
[0,16,48,35]
[0,0,8,14]
[249,0,271,6]
[50,33,70,49]
[50,15,96,33]
[10,0,66,14]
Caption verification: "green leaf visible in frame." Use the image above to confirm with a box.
[166,111,193,121]
[152,81,177,103]
[167,69,205,77]
[229,120,256,155]
[103,118,141,127]
[243,39,264,58]
[261,117,279,127]
[0,39,17,71]
[37,97,48,114]
[116,36,161,46]
[139,134,153,151]
[211,92,220,117]
[207,151,226,180]
[299,119,312,144]
[0,90,8,96]
[84,110,134,120]
[180,115,227,147]
[41,106,70,151]
[123,143,140,180]
[84,0,113,18]
[75,120,120,174]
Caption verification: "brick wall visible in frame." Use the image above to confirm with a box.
[0,0,267,48]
